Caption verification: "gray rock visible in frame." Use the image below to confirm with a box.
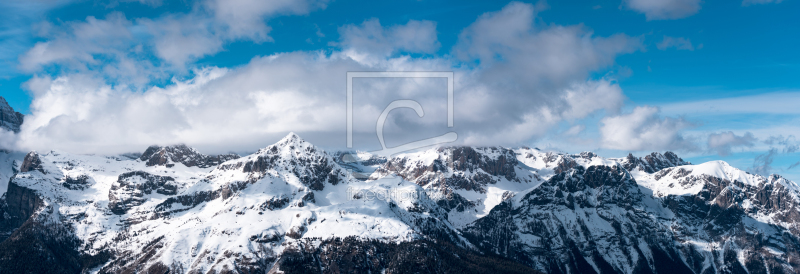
[0,96,23,134]
[139,144,239,168]
[108,171,178,215]
[19,152,43,173]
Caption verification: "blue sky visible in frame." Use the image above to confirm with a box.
[0,0,799,181]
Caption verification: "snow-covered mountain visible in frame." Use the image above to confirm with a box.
[0,133,798,273]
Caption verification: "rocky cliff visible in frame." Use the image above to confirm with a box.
[0,96,23,134]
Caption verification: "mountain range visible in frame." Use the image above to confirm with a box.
[0,98,798,273]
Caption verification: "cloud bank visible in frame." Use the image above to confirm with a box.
[707,131,756,156]
[8,1,645,155]
[600,106,696,152]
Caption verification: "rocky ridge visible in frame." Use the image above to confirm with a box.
[0,134,798,273]
[139,144,239,168]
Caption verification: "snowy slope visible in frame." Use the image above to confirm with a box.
[1,134,799,273]
[0,150,24,197]
[368,146,543,228]
[465,154,800,274]
[0,133,473,273]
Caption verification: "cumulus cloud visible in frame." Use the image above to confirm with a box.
[0,129,16,151]
[463,79,626,145]
[18,0,330,71]
[600,106,696,151]
[12,1,640,154]
[625,0,702,20]
[18,53,360,154]
[707,131,756,156]
[140,15,223,66]
[454,1,641,90]
[19,13,134,71]
[657,35,695,51]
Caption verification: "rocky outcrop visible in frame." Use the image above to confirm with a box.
[217,133,346,191]
[620,151,689,173]
[0,182,43,242]
[19,152,44,173]
[108,171,178,215]
[140,144,239,168]
[0,96,23,133]
[61,175,93,190]
[378,146,523,191]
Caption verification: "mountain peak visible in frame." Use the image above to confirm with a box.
[620,151,689,174]
[139,144,239,168]
[0,96,24,133]
[278,132,304,144]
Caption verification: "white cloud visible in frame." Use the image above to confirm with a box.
[204,0,328,42]
[18,13,135,72]
[17,53,359,154]
[657,35,694,51]
[338,19,440,59]
[454,1,641,91]
[0,129,16,151]
[742,0,784,6]
[625,0,702,20]
[461,79,625,145]
[18,0,331,71]
[12,2,640,154]
[707,131,756,156]
[140,15,223,66]
[600,106,696,151]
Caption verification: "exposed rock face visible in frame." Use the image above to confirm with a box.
[462,165,671,273]
[377,146,527,192]
[464,163,800,274]
[371,146,539,228]
[61,175,93,190]
[217,133,347,190]
[0,184,105,273]
[654,166,800,235]
[0,96,23,133]
[19,152,44,173]
[620,151,689,173]
[108,171,178,214]
[139,144,239,168]
[0,182,43,242]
